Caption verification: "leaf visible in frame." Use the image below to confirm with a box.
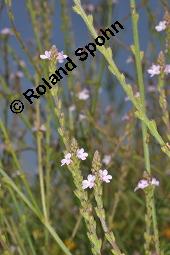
[72,5,81,15]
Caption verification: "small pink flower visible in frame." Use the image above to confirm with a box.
[155,21,167,32]
[102,155,111,165]
[134,92,140,98]
[61,153,72,166]
[10,71,24,80]
[125,96,130,102]
[134,179,149,192]
[121,114,130,121]
[147,86,157,93]
[147,64,161,77]
[82,174,95,189]
[78,89,90,100]
[79,114,86,121]
[16,71,24,78]
[0,28,13,35]
[83,4,95,12]
[32,124,46,132]
[164,65,170,75]
[40,50,52,60]
[99,169,112,183]
[57,51,68,63]
[134,177,159,192]
[126,56,133,64]
[77,148,88,160]
[151,177,159,186]
[69,105,76,112]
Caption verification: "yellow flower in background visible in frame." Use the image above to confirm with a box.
[64,239,77,251]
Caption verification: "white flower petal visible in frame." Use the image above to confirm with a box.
[82,180,89,189]
[147,64,161,77]
[151,177,159,186]
[155,21,167,32]
[164,65,170,75]
[40,54,48,59]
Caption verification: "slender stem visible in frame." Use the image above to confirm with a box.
[8,187,37,255]
[35,98,48,242]
[130,0,150,173]
[130,1,160,254]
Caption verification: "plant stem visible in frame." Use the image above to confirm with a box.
[130,1,160,254]
[130,0,150,173]
[35,97,49,246]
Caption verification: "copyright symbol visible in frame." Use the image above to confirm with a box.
[10,100,24,114]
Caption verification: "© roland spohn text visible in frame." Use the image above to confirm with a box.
[10,20,124,113]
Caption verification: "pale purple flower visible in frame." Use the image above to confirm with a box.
[155,21,167,32]
[134,179,149,192]
[77,148,88,160]
[125,96,130,102]
[40,50,52,60]
[102,155,111,165]
[69,105,76,112]
[134,177,159,192]
[147,86,157,93]
[135,92,140,98]
[78,89,90,100]
[82,174,95,189]
[147,64,161,77]
[10,71,24,80]
[151,177,159,186]
[164,64,170,75]
[57,51,68,63]
[39,124,47,132]
[126,56,133,64]
[32,123,46,132]
[83,4,95,12]
[16,71,24,78]
[79,113,86,121]
[61,153,72,166]
[12,171,21,178]
[0,27,13,35]
[99,169,112,183]
[121,114,130,121]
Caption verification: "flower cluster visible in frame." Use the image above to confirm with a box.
[147,64,170,77]
[61,148,88,166]
[134,177,159,192]
[82,169,112,189]
[155,20,167,32]
[0,27,13,36]
[61,149,112,190]
[40,47,67,63]
[77,88,90,100]
[102,154,111,165]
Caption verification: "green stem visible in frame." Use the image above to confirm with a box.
[130,1,160,254]
[35,99,49,245]
[130,0,150,174]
